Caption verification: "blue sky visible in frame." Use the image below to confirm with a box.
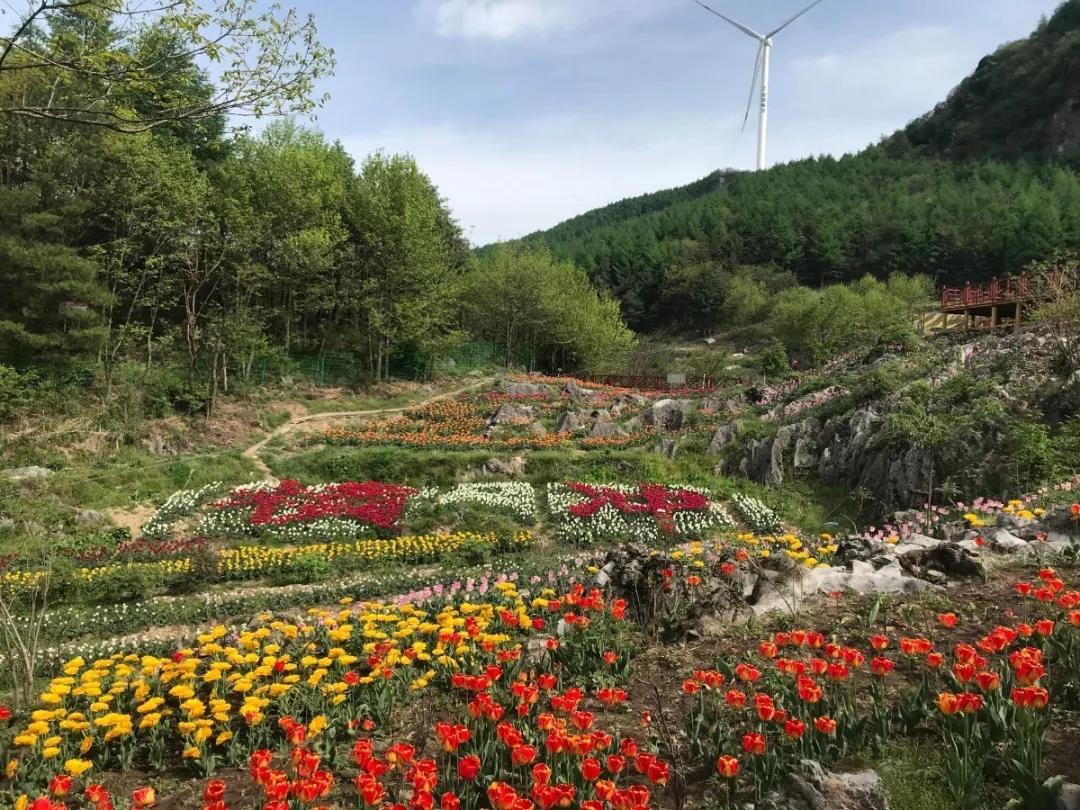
[288,0,1063,244]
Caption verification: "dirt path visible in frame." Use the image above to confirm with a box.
[241,378,493,479]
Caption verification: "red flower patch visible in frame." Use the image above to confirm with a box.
[564,483,710,533]
[214,480,416,531]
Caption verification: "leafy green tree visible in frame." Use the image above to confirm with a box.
[221,121,354,353]
[348,152,462,379]
[462,245,633,372]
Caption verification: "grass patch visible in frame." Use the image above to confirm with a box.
[299,391,424,414]
[876,738,1001,810]
[0,449,260,554]
[258,408,292,431]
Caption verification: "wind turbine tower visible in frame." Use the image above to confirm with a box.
[694,0,826,170]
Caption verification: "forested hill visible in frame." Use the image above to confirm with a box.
[895,0,1080,160]
[522,170,730,246]
[513,0,1080,333]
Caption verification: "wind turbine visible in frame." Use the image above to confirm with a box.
[694,0,826,171]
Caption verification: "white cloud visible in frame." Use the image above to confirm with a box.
[416,0,589,41]
[789,25,981,115]
[342,112,753,244]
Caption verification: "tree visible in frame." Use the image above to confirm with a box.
[221,121,354,354]
[1029,250,1080,373]
[462,245,634,373]
[349,152,462,379]
[0,0,333,131]
[0,183,108,362]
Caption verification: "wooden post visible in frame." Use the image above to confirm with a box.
[941,312,948,331]
[990,305,998,329]
[1015,301,1022,329]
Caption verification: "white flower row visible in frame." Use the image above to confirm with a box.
[142,482,226,539]
[428,482,538,521]
[731,492,783,533]
[195,510,377,542]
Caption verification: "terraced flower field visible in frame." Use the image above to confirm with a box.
[2,376,1079,810]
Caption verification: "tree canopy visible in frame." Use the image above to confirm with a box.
[0,0,333,131]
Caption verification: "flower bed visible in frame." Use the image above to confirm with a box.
[731,532,834,568]
[2,581,662,810]
[199,480,417,540]
[681,567,1080,806]
[323,398,569,451]
[730,493,783,534]
[2,533,535,603]
[547,482,733,545]
[215,532,532,580]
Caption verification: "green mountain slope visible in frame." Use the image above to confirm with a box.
[509,0,1080,333]
[896,1,1080,160]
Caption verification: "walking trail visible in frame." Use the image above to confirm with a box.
[241,378,493,479]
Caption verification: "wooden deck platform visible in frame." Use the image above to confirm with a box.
[940,273,1029,329]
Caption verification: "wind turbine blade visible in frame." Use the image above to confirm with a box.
[741,43,763,132]
[767,0,825,37]
[692,0,763,39]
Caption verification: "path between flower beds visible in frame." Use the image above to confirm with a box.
[241,378,494,478]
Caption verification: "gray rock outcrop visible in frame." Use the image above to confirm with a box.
[755,759,888,810]
[589,420,628,439]
[555,412,582,433]
[497,380,547,397]
[2,466,54,482]
[641,399,695,431]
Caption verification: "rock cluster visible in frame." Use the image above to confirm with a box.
[753,759,888,810]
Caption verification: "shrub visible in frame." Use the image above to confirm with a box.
[0,364,35,421]
[759,341,790,379]
[270,551,333,585]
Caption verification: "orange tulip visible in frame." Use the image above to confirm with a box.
[132,787,157,808]
[716,755,740,778]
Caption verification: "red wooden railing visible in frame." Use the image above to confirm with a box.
[940,273,1028,312]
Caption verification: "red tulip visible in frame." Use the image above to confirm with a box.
[870,656,894,677]
[734,663,760,683]
[741,733,766,756]
[937,692,960,715]
[581,758,601,781]
[814,716,837,735]
[511,745,537,766]
[457,755,481,781]
[1012,685,1050,709]
[958,693,983,714]
[938,612,958,628]
[204,780,227,803]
